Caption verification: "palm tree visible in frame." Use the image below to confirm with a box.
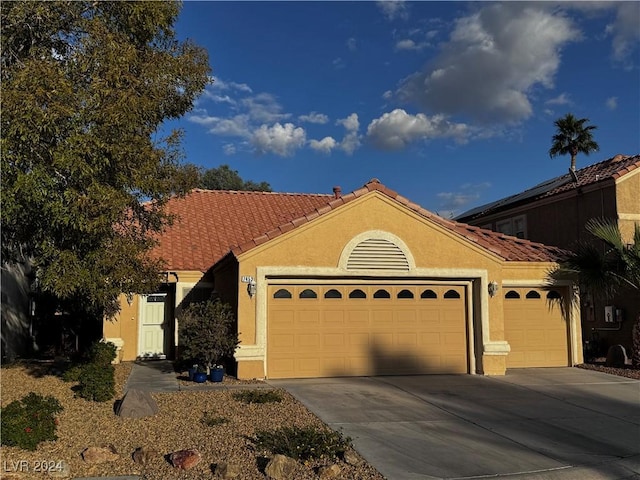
[548,219,640,365]
[549,113,600,171]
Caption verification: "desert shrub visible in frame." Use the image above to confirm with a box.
[178,300,239,367]
[88,341,117,366]
[1,393,63,451]
[201,411,229,427]
[253,425,351,461]
[76,363,115,402]
[61,364,84,383]
[233,389,283,404]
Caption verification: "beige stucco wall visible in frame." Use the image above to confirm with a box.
[105,270,206,362]
[615,169,640,243]
[233,192,571,378]
[104,294,139,362]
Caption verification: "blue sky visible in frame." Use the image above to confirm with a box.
[167,1,639,218]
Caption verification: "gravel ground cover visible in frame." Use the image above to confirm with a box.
[575,361,640,380]
[0,361,384,480]
[3,361,638,480]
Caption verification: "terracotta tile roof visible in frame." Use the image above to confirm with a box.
[151,189,332,271]
[152,181,566,271]
[457,154,640,221]
[230,179,565,263]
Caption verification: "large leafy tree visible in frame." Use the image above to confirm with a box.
[549,113,599,171]
[199,164,272,191]
[1,1,210,317]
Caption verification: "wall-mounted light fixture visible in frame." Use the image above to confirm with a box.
[247,279,257,298]
[488,280,499,297]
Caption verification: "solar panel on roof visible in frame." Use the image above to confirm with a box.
[456,173,571,220]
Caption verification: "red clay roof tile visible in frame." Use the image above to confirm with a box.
[458,154,640,221]
[152,181,566,271]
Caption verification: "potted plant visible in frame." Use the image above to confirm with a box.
[193,365,208,383]
[209,365,224,383]
[178,299,240,384]
[187,364,198,381]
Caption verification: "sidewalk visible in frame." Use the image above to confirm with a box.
[123,360,272,392]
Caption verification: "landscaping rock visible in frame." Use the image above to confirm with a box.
[264,454,297,480]
[606,344,628,368]
[132,446,158,466]
[81,445,119,463]
[343,449,362,466]
[115,388,159,418]
[318,463,341,479]
[169,448,201,470]
[216,461,241,478]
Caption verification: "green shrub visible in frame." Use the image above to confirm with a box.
[201,411,229,427]
[233,389,283,404]
[253,426,351,461]
[1,393,63,451]
[88,341,117,366]
[76,363,115,402]
[178,300,239,367]
[61,364,84,383]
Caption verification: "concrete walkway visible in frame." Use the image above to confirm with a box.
[123,360,272,392]
[270,368,640,480]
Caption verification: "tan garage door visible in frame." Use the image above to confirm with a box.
[267,283,468,379]
[504,287,569,368]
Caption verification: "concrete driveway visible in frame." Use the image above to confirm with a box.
[269,368,640,479]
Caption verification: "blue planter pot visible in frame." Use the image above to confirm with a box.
[193,372,208,383]
[210,367,224,383]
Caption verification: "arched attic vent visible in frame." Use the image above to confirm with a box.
[346,238,410,271]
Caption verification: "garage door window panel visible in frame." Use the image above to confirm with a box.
[421,289,437,299]
[349,289,367,299]
[525,290,541,299]
[397,289,414,299]
[273,288,292,299]
[300,289,318,299]
[324,289,343,299]
[373,289,391,299]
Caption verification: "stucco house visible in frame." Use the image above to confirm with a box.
[104,179,582,379]
[456,154,640,356]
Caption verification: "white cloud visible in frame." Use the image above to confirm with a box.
[332,57,345,69]
[210,77,253,93]
[437,182,492,218]
[382,90,393,100]
[223,144,236,155]
[366,109,469,150]
[205,94,236,105]
[298,112,329,124]
[347,37,357,52]
[336,113,362,154]
[395,39,427,51]
[545,93,571,105]
[241,93,290,123]
[251,123,307,157]
[377,0,409,21]
[337,113,360,132]
[606,96,618,110]
[396,3,580,124]
[607,2,640,66]
[309,136,337,154]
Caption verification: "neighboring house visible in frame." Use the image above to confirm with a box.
[104,179,582,379]
[457,154,640,356]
